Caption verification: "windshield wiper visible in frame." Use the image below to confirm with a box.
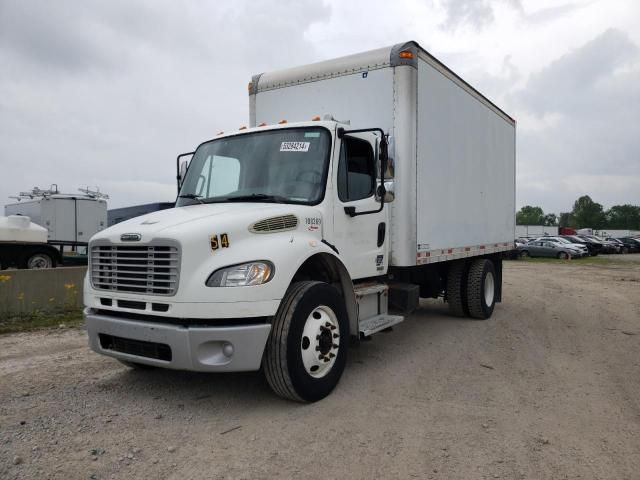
[177,194,204,204]
[223,193,289,203]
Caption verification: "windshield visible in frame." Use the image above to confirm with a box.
[176,127,331,206]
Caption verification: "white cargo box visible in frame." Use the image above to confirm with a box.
[4,195,107,243]
[250,41,516,266]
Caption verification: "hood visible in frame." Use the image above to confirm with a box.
[91,203,323,244]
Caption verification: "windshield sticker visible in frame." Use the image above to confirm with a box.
[280,141,310,152]
[304,132,320,138]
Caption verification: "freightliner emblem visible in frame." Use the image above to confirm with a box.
[120,233,142,242]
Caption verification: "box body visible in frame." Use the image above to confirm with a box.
[251,41,515,266]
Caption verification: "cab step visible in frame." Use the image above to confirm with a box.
[359,314,404,337]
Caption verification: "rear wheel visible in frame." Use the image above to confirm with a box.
[24,250,56,269]
[446,261,467,317]
[264,281,349,402]
[519,250,529,258]
[466,259,496,320]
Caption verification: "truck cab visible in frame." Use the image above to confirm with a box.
[85,120,396,402]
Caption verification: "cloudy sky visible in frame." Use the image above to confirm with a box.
[1,0,638,213]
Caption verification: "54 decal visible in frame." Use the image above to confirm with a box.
[210,233,230,251]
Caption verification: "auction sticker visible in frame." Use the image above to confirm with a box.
[280,141,310,152]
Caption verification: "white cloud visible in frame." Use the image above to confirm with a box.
[0,0,638,214]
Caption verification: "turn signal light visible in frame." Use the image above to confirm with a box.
[399,50,414,59]
[278,119,288,124]
[311,115,321,121]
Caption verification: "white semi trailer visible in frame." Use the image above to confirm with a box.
[84,41,515,402]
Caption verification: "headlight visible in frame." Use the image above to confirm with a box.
[206,261,274,287]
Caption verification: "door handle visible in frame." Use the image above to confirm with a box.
[377,222,386,247]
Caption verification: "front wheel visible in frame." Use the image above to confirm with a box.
[263,281,349,402]
[557,251,569,260]
[519,250,529,258]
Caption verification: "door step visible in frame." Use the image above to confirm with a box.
[359,314,404,337]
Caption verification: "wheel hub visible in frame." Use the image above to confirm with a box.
[300,305,340,378]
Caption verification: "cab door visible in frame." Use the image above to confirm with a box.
[331,133,388,279]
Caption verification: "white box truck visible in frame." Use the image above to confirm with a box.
[2,187,108,269]
[84,41,515,402]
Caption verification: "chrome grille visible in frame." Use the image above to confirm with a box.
[90,245,179,296]
[250,214,298,233]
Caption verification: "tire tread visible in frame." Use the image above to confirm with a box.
[264,281,322,402]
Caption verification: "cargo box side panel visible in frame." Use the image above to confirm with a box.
[254,68,395,133]
[4,200,43,228]
[77,199,107,242]
[416,59,515,262]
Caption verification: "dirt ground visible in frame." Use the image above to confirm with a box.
[1,255,640,480]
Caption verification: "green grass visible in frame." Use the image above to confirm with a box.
[0,309,84,334]
[508,256,612,266]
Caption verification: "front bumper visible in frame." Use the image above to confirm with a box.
[85,309,271,372]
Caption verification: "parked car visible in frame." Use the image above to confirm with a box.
[616,237,640,253]
[580,235,621,254]
[562,235,600,256]
[606,238,631,254]
[517,239,581,259]
[531,236,589,256]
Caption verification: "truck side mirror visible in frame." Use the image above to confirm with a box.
[176,152,194,192]
[376,180,395,203]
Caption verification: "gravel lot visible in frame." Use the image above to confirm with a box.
[1,256,640,480]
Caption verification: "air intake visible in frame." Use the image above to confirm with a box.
[250,214,298,233]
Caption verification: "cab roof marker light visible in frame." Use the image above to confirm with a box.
[258,122,267,127]
[278,119,288,124]
[239,126,247,130]
[399,50,414,59]
[311,115,321,121]
[216,131,224,135]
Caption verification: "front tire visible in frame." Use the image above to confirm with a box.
[466,259,496,320]
[557,252,569,259]
[264,281,349,402]
[519,250,529,258]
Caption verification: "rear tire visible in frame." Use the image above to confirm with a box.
[446,261,467,317]
[24,250,56,269]
[264,281,349,402]
[519,250,529,258]
[466,259,496,320]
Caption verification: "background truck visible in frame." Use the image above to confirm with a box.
[84,40,515,402]
[1,186,108,269]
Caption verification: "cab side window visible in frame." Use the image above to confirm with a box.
[338,137,375,202]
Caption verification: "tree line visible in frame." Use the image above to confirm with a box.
[516,195,640,230]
